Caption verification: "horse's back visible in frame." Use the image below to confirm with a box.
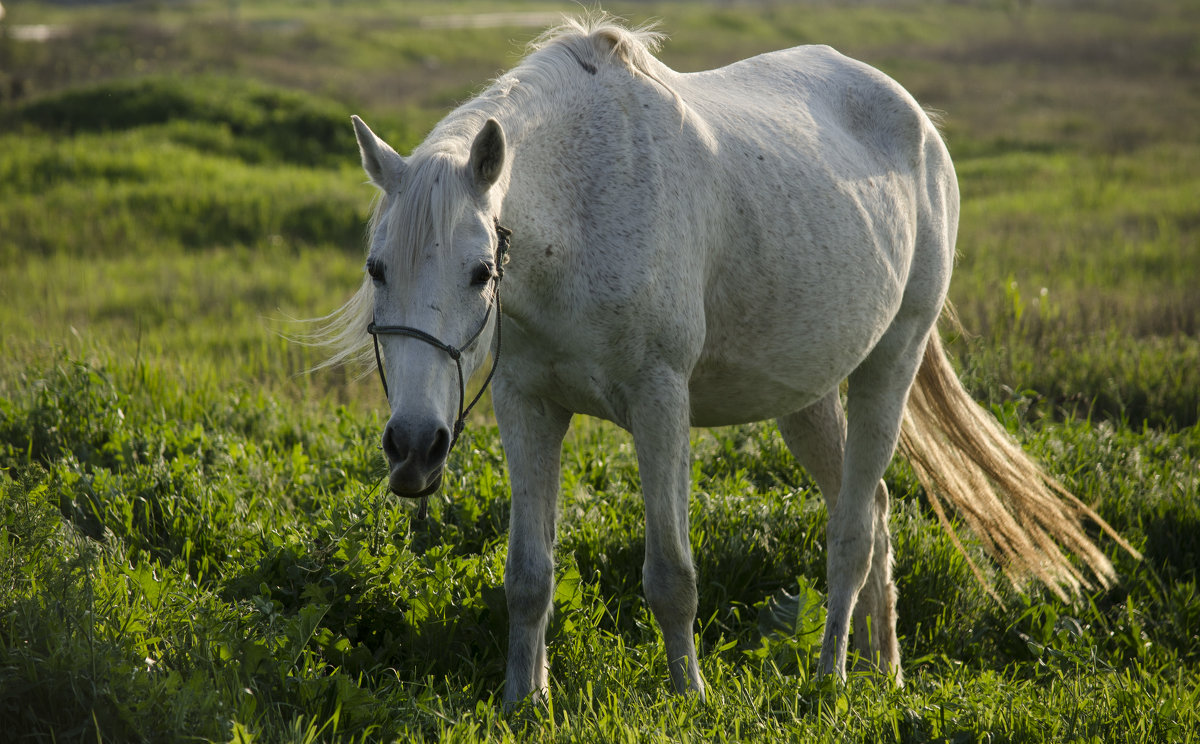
[677,45,942,187]
[671,45,958,424]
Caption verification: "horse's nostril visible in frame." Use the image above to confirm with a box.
[428,426,452,465]
[382,421,450,469]
[382,422,403,463]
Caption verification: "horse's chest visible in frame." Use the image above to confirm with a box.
[498,297,633,420]
[506,345,630,424]
[502,262,703,425]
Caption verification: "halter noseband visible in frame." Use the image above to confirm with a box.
[367,220,511,517]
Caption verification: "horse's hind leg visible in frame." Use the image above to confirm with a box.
[854,480,901,683]
[776,390,846,510]
[816,320,931,682]
[777,391,901,683]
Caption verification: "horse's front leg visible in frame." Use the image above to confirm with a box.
[630,374,705,700]
[494,381,571,707]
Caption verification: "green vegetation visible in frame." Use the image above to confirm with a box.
[1,1,1197,741]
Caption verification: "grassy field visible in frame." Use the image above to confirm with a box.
[1,1,1198,741]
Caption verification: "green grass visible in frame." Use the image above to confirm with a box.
[2,355,1197,741]
[1,0,1198,741]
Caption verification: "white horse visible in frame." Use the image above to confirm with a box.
[316,17,1136,704]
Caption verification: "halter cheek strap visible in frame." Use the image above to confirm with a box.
[366,220,511,518]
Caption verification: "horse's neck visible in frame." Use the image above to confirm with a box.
[494,75,612,227]
[502,83,594,161]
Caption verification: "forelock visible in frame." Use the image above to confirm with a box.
[371,150,474,269]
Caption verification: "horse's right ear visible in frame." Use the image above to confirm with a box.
[351,115,405,191]
[469,118,506,192]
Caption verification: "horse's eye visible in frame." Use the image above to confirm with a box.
[366,259,386,285]
[470,262,496,287]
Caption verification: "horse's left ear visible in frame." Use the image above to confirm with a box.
[469,119,506,192]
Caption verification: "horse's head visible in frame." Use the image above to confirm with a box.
[351,115,508,498]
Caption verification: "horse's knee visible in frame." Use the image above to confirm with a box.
[505,544,553,701]
[643,557,697,624]
[506,547,554,624]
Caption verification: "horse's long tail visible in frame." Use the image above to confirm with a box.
[897,329,1140,602]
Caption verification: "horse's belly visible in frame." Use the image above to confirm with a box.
[688,267,905,427]
[688,371,827,427]
[686,342,864,427]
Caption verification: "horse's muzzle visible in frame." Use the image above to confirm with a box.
[382,418,451,497]
[388,469,443,499]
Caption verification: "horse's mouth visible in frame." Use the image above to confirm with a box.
[388,468,443,499]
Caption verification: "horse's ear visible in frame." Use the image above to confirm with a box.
[351,115,405,191]
[469,118,506,192]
